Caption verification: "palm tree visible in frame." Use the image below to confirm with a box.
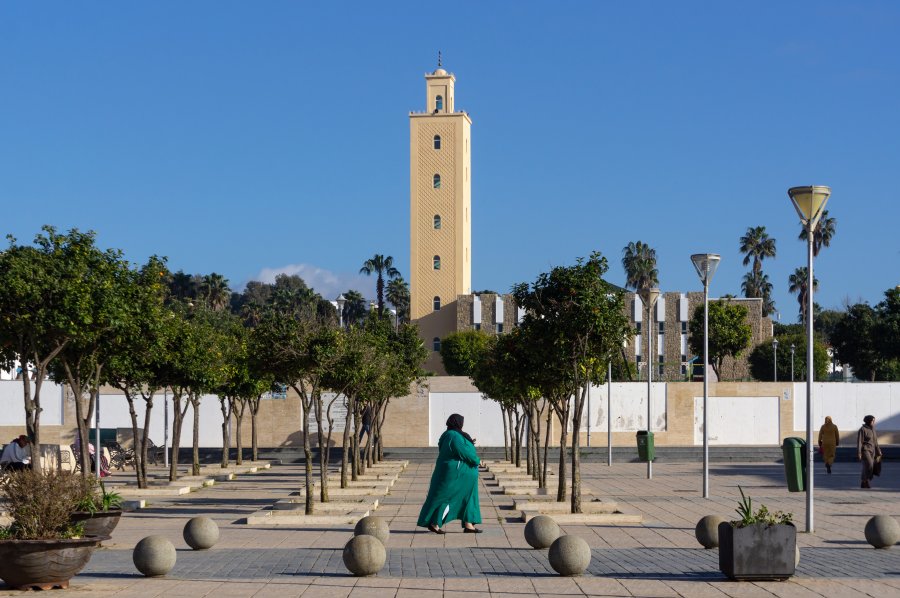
[359,254,400,316]
[386,277,410,324]
[798,210,836,257]
[200,273,231,311]
[341,289,368,326]
[621,241,658,291]
[739,226,777,277]
[741,270,776,317]
[788,267,819,324]
[168,270,197,303]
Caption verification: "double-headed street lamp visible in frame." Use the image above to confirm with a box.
[638,286,660,480]
[788,185,832,534]
[691,253,720,499]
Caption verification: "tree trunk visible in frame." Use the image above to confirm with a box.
[556,400,570,502]
[169,391,189,481]
[292,383,315,516]
[501,406,509,461]
[375,401,389,462]
[140,393,154,487]
[570,381,589,514]
[542,402,553,488]
[233,398,245,466]
[340,394,353,488]
[506,408,515,464]
[250,396,260,462]
[219,396,231,468]
[123,389,146,488]
[191,393,201,476]
[354,402,364,476]
[313,389,329,503]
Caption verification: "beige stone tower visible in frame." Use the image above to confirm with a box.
[409,63,472,373]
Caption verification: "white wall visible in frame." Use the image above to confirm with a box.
[793,382,900,432]
[428,392,505,447]
[97,392,224,448]
[0,380,65,426]
[692,396,780,445]
[586,382,667,432]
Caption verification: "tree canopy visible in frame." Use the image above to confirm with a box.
[688,300,752,380]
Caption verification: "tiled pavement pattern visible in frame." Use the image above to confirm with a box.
[6,458,899,597]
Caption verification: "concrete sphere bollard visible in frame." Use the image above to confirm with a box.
[525,515,561,549]
[865,515,900,549]
[548,535,591,576]
[343,534,386,576]
[695,515,727,549]
[133,535,176,577]
[354,515,390,545]
[183,516,219,550]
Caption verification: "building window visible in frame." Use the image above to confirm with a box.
[474,323,481,331]
[659,356,665,377]
[433,215,441,229]
[433,255,441,270]
[435,95,443,111]
[496,323,504,334]
[433,135,441,150]
[636,355,642,364]
[681,354,687,362]
[433,296,441,311]
[681,364,687,376]
[433,174,441,189]
[658,322,665,334]
[636,322,642,335]
[681,321,687,334]
[433,337,441,352]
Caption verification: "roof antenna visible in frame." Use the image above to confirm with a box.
[437,50,442,68]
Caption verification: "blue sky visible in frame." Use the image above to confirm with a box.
[2,2,898,320]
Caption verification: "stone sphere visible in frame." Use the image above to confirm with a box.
[183,516,219,550]
[343,534,386,576]
[695,515,727,549]
[548,535,591,576]
[525,515,561,549]
[133,535,176,577]
[865,515,900,549]
[354,516,390,545]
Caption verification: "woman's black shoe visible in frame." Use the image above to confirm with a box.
[428,525,445,534]
[463,527,483,533]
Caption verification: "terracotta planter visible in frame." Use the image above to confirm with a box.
[718,521,796,581]
[0,536,106,590]
[70,509,122,538]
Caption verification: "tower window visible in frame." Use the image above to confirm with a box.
[433,255,441,270]
[433,296,441,311]
[433,135,441,150]
[435,95,443,111]
[433,215,441,229]
[433,337,441,352]
[433,174,441,189]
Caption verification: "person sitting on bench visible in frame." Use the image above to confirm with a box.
[0,435,32,472]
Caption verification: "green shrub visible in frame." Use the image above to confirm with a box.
[1,469,94,540]
[732,486,793,528]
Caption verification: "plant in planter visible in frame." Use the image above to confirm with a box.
[71,479,124,538]
[0,469,109,590]
[718,486,796,581]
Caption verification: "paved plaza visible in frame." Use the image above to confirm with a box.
[8,457,899,597]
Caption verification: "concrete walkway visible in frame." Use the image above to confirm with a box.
[7,457,898,597]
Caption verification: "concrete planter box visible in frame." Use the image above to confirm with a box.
[718,522,796,581]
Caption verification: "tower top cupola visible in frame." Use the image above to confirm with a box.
[425,54,455,114]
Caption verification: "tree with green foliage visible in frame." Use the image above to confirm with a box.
[789,267,819,325]
[439,329,494,376]
[799,210,836,257]
[0,228,83,451]
[199,273,231,312]
[105,256,172,488]
[739,226,777,316]
[359,254,400,316]
[748,335,829,381]
[386,276,410,324]
[688,300,752,381]
[831,289,900,381]
[513,252,632,513]
[341,289,369,326]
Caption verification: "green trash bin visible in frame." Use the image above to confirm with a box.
[637,430,655,462]
[782,437,806,492]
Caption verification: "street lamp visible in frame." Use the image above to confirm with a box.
[773,338,779,382]
[637,287,660,480]
[791,344,796,382]
[691,253,720,499]
[788,184,832,534]
[336,294,346,328]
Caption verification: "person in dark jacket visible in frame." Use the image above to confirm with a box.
[857,415,882,489]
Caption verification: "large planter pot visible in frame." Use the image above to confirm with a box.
[0,536,107,590]
[70,509,122,538]
[718,522,796,581]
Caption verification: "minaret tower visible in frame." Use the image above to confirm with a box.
[409,58,472,373]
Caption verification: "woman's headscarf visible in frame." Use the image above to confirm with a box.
[864,415,875,426]
[446,413,475,445]
[824,416,833,425]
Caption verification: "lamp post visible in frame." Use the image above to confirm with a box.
[638,287,660,480]
[773,338,779,382]
[691,253,720,499]
[336,294,346,329]
[788,184,832,534]
[791,344,796,382]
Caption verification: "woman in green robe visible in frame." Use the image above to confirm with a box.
[417,414,483,534]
